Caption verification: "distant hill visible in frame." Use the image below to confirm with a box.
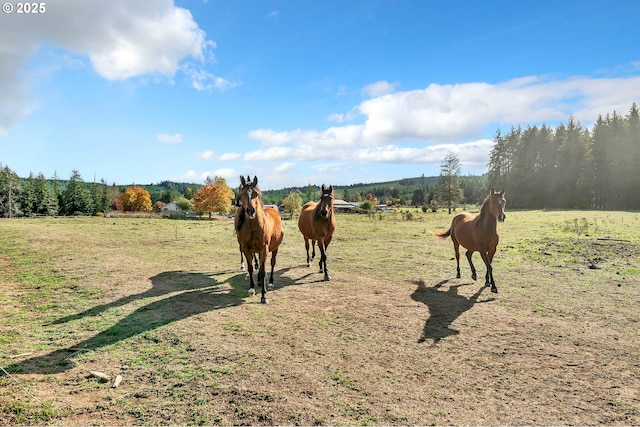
[260,175,487,206]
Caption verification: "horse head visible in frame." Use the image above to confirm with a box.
[318,184,334,219]
[489,187,506,222]
[238,175,261,220]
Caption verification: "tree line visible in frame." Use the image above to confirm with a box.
[487,102,640,209]
[0,168,224,218]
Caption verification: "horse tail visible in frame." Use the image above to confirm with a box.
[434,227,451,239]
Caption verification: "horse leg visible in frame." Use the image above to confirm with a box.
[453,241,461,279]
[268,249,278,290]
[239,244,245,270]
[465,250,477,281]
[258,248,268,304]
[311,240,316,260]
[253,253,259,270]
[480,250,497,293]
[244,250,257,296]
[318,240,330,281]
[304,238,311,267]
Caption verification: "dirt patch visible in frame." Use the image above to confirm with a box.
[1,216,640,425]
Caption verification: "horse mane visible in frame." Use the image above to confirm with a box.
[477,192,493,220]
[235,208,245,231]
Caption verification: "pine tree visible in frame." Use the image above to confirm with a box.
[436,151,464,214]
[61,170,93,215]
[0,165,23,218]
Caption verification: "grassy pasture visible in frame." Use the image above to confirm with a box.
[1,209,639,425]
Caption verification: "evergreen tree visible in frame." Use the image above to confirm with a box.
[35,172,58,215]
[20,172,37,216]
[0,165,23,218]
[436,151,464,214]
[623,103,640,208]
[61,170,93,215]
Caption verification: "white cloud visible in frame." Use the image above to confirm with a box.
[363,80,398,97]
[0,0,220,135]
[202,168,235,181]
[248,74,640,154]
[194,150,241,161]
[184,65,242,91]
[274,162,296,173]
[157,133,182,144]
[240,73,640,181]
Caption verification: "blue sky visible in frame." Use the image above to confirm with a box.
[1,0,640,190]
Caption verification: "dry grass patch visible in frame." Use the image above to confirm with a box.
[1,212,639,425]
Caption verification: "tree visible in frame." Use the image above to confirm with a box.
[121,186,152,212]
[159,188,181,204]
[411,189,425,207]
[192,184,232,218]
[20,172,37,216]
[282,190,302,217]
[35,172,58,216]
[0,164,23,218]
[61,170,93,215]
[209,176,235,201]
[306,183,317,202]
[436,151,463,214]
[175,196,194,212]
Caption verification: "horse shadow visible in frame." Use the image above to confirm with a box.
[410,279,494,345]
[6,270,248,375]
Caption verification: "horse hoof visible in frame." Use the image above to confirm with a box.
[261,297,268,304]
[472,274,477,281]
[248,288,255,296]
[456,273,461,279]
[267,283,274,290]
[324,275,331,281]
[306,262,310,267]
[491,287,498,293]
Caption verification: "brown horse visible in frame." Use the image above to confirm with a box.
[234,194,258,272]
[298,184,336,281]
[235,175,284,304]
[435,188,506,293]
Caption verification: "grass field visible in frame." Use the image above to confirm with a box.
[1,209,639,425]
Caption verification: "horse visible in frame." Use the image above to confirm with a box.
[235,175,284,304]
[434,188,506,293]
[234,194,259,272]
[297,184,336,281]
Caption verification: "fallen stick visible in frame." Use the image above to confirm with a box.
[89,371,111,382]
[112,375,123,388]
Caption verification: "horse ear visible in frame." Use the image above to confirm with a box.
[329,185,333,193]
[500,188,505,195]
[490,187,495,195]
[252,176,258,187]
[321,184,326,192]
[240,175,246,186]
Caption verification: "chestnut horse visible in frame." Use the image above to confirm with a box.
[298,184,336,281]
[235,176,284,304]
[234,194,258,272]
[435,188,506,293]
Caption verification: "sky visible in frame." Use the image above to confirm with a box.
[1,1,640,190]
